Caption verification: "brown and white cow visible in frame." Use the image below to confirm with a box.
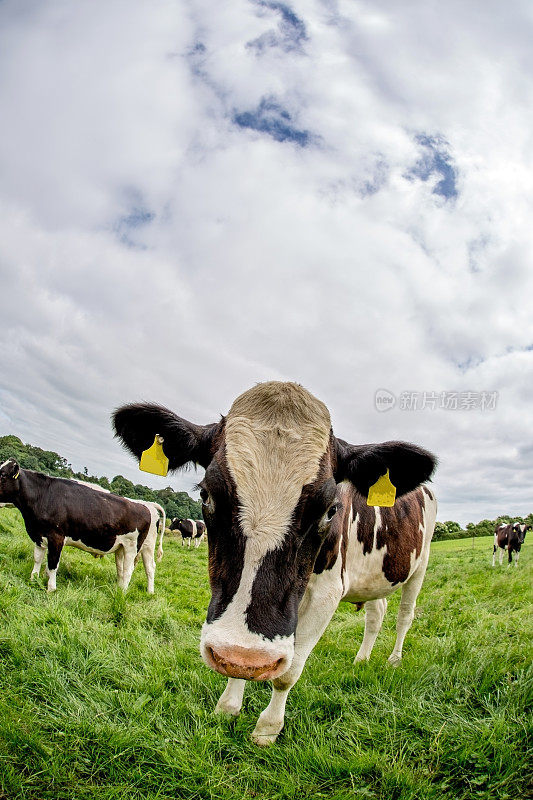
[170,518,206,547]
[493,522,530,567]
[0,459,165,592]
[113,381,437,744]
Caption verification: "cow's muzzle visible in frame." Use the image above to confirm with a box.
[204,644,288,681]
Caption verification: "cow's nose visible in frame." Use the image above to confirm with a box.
[206,645,287,681]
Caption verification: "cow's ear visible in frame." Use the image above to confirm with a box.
[112,403,220,470]
[334,439,436,498]
[4,459,20,479]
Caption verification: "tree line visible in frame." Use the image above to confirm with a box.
[2,434,530,539]
[0,435,202,522]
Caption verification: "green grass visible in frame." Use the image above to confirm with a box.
[0,509,531,800]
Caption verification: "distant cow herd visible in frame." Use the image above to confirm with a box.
[0,381,529,745]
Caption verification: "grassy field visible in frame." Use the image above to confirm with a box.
[0,508,531,800]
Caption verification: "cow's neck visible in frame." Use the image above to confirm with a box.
[14,471,48,527]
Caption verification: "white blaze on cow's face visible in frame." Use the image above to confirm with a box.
[200,382,334,681]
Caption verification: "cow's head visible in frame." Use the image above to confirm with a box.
[0,459,21,502]
[113,382,436,681]
[514,523,531,545]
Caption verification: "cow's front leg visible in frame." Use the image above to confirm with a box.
[388,546,431,665]
[215,678,246,717]
[515,551,520,567]
[30,542,47,581]
[507,548,513,567]
[45,535,64,592]
[251,574,343,746]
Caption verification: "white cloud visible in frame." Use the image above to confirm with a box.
[0,0,532,525]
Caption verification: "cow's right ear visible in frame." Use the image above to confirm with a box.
[2,459,20,479]
[112,403,220,470]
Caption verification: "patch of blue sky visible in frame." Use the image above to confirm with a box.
[454,355,485,372]
[407,134,458,200]
[234,97,312,146]
[247,1,308,54]
[359,159,388,197]
[114,205,154,248]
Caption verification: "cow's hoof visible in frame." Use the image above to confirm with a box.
[215,698,241,718]
[46,586,56,593]
[251,731,279,747]
[354,653,370,664]
[387,653,402,667]
[251,717,283,746]
[215,704,241,718]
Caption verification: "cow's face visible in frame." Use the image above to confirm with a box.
[0,459,20,502]
[515,523,531,544]
[113,382,436,682]
[196,385,337,681]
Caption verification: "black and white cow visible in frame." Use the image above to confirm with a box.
[170,518,206,548]
[114,381,437,745]
[0,459,165,592]
[492,522,530,567]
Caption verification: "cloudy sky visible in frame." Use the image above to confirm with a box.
[0,0,532,525]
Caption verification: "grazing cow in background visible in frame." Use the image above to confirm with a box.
[114,381,437,745]
[493,522,530,567]
[0,459,165,592]
[170,518,206,547]
[194,520,206,546]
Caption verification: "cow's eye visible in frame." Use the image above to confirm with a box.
[326,504,338,522]
[200,488,214,512]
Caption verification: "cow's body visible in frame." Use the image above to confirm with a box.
[170,518,206,548]
[114,381,437,744]
[493,522,530,567]
[0,460,165,592]
[338,483,436,659]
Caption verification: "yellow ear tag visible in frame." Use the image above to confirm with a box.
[139,435,169,477]
[367,469,396,507]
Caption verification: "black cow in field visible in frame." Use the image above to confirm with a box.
[170,518,206,547]
[0,459,165,592]
[492,522,530,567]
[114,381,437,745]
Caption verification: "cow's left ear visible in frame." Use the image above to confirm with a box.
[2,459,20,479]
[334,439,436,498]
